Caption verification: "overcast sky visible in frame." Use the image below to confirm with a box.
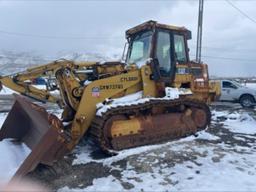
[0,0,256,77]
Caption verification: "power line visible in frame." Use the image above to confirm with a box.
[198,55,256,62]
[3,0,256,1]
[0,30,123,40]
[226,0,256,24]
[190,44,256,52]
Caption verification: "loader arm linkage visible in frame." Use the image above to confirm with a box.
[0,59,97,105]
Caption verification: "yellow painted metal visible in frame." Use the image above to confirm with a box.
[0,60,98,103]
[56,69,82,110]
[67,69,142,149]
[141,65,157,97]
[173,65,193,88]
[111,118,141,137]
[209,80,221,101]
[174,74,193,87]
[0,77,59,103]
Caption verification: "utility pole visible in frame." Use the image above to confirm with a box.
[196,0,204,63]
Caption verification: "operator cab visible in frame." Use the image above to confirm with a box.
[125,20,191,82]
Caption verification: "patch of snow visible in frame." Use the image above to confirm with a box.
[170,147,256,191]
[132,58,152,68]
[211,110,230,121]
[33,85,60,95]
[96,91,149,116]
[246,83,256,89]
[47,108,63,119]
[0,86,17,95]
[118,140,256,191]
[33,85,46,90]
[196,130,220,141]
[0,139,31,184]
[96,89,192,116]
[73,133,199,166]
[111,91,143,105]
[83,80,92,86]
[194,78,205,82]
[59,175,124,192]
[224,112,256,134]
[212,110,256,134]
[0,85,59,96]
[0,113,7,128]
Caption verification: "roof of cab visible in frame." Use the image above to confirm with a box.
[126,20,191,39]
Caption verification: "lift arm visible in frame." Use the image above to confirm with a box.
[0,59,97,105]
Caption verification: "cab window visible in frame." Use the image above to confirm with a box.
[223,81,237,89]
[156,31,171,77]
[127,31,153,66]
[174,34,187,63]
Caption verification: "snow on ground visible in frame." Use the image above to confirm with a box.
[0,112,7,127]
[0,113,30,185]
[0,86,17,95]
[60,175,124,192]
[222,112,256,134]
[246,83,256,89]
[0,139,31,184]
[72,130,216,166]
[61,108,256,192]
[212,109,256,134]
[1,96,256,191]
[0,106,61,185]
[116,143,256,191]
[0,85,59,95]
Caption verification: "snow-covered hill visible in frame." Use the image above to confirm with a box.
[0,51,121,75]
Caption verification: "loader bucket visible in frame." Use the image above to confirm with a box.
[0,94,70,181]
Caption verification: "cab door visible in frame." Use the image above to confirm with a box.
[155,30,175,83]
[220,80,238,101]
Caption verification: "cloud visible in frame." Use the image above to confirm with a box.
[0,0,255,76]
[151,0,256,76]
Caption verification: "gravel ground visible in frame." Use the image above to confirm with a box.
[20,103,256,191]
[0,96,255,191]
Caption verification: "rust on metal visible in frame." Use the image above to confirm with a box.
[0,94,70,181]
[90,98,211,153]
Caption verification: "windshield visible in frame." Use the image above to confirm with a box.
[127,31,153,67]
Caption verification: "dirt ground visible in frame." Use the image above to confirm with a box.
[21,102,256,191]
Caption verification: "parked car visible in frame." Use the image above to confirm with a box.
[218,79,256,108]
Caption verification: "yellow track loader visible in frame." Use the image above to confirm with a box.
[0,20,218,181]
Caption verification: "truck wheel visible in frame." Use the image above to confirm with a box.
[239,95,255,108]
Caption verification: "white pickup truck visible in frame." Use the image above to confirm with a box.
[218,79,256,108]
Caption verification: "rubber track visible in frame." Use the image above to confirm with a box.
[89,98,211,154]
